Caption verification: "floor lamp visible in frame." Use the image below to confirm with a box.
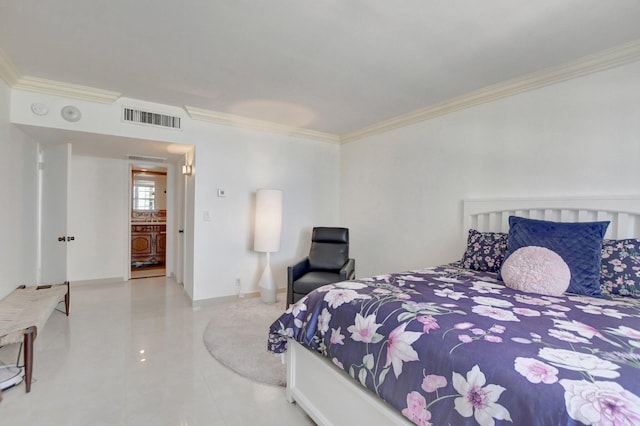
[254,189,282,303]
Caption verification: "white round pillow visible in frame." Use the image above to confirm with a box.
[501,246,571,296]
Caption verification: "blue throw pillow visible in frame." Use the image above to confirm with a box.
[500,216,609,297]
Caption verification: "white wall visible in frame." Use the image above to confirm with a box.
[68,155,127,281]
[9,92,340,300]
[0,79,39,299]
[341,60,640,277]
[16,60,635,296]
[189,121,339,300]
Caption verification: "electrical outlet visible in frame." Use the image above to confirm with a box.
[235,278,241,287]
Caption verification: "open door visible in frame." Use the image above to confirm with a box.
[40,143,71,284]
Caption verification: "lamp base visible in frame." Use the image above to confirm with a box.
[258,260,277,304]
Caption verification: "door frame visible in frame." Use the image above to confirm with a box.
[125,162,176,280]
[175,157,186,285]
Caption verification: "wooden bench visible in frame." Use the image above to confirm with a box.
[0,282,70,393]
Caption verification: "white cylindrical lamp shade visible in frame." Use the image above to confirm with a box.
[254,189,283,253]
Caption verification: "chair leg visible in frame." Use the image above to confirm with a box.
[23,326,37,393]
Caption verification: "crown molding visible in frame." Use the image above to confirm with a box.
[341,39,640,144]
[3,39,640,144]
[12,76,121,103]
[0,47,20,86]
[185,106,341,144]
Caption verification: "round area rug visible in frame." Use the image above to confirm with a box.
[203,296,287,386]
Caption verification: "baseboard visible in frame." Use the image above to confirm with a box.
[191,291,260,308]
[68,277,125,286]
[190,288,287,308]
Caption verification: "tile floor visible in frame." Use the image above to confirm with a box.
[0,277,315,425]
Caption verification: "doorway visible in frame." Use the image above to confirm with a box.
[130,167,167,279]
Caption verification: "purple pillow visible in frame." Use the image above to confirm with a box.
[600,239,640,298]
[461,229,508,273]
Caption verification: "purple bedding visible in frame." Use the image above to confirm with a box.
[268,264,640,426]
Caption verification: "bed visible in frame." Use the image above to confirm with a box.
[268,197,640,426]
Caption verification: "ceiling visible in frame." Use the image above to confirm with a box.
[2,1,640,150]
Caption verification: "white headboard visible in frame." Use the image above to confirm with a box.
[463,197,640,241]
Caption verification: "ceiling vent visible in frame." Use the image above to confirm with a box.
[127,155,167,163]
[123,107,181,129]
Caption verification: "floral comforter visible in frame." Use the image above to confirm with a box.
[268,264,640,426]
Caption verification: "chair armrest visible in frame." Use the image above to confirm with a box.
[339,258,355,281]
[288,258,310,285]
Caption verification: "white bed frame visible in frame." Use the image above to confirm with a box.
[286,196,640,426]
[463,197,640,240]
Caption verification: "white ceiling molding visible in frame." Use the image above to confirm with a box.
[185,105,341,144]
[341,39,640,144]
[0,47,20,86]
[12,76,121,104]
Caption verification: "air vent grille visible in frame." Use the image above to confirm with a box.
[123,107,181,129]
[128,155,167,163]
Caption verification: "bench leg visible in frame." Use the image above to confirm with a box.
[23,326,37,393]
[64,281,70,316]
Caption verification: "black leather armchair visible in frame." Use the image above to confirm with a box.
[287,227,355,307]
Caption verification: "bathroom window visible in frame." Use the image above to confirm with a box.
[133,180,156,210]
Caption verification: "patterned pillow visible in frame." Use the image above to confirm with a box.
[501,216,609,297]
[461,229,508,272]
[600,239,640,298]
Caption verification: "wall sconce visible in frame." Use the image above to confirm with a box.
[181,164,193,176]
